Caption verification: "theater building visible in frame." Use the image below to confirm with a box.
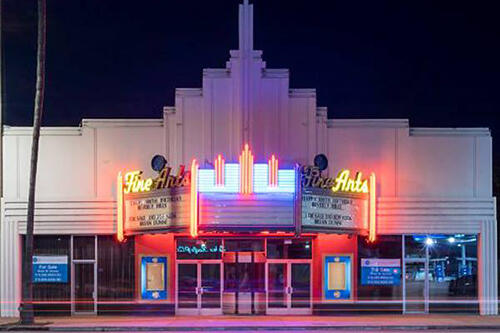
[1,1,497,316]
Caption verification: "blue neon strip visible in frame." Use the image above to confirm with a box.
[198,163,295,193]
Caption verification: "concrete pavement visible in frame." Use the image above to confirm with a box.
[1,314,500,331]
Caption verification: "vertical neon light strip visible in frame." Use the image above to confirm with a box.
[214,154,225,186]
[190,159,199,238]
[368,172,377,242]
[239,144,254,194]
[116,172,125,242]
[268,155,278,187]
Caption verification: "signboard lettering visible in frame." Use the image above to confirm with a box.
[361,258,401,286]
[32,256,68,283]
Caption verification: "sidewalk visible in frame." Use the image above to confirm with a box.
[2,314,500,331]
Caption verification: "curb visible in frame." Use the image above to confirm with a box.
[3,326,500,331]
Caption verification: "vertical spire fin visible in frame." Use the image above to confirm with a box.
[239,0,253,56]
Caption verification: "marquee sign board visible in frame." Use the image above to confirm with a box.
[301,187,367,231]
[124,187,191,234]
[299,165,370,234]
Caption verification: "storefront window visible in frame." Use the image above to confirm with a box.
[97,236,135,300]
[73,236,95,260]
[357,235,402,301]
[266,238,312,259]
[224,239,264,252]
[404,235,427,259]
[427,235,477,306]
[30,236,71,302]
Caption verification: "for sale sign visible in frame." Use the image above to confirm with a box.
[361,258,401,286]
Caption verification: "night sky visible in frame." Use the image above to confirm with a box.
[2,0,499,156]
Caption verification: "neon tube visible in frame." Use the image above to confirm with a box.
[268,154,278,187]
[368,172,377,242]
[190,159,199,238]
[215,154,225,186]
[116,172,124,242]
[239,144,254,194]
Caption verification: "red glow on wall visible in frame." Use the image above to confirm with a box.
[239,144,254,194]
[268,154,278,187]
[215,154,225,186]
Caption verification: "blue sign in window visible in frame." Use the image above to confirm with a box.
[360,258,401,286]
[32,256,68,283]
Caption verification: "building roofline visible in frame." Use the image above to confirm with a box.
[3,126,82,136]
[328,119,409,128]
[81,118,163,128]
[410,127,491,137]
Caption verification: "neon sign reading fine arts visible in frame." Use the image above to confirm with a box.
[124,166,190,194]
[300,165,369,194]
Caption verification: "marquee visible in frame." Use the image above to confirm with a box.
[116,145,377,241]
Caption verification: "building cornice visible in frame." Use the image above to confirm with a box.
[327,119,409,128]
[409,127,491,137]
[289,89,316,98]
[3,126,82,136]
[81,119,163,128]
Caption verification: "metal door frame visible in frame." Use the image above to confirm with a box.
[402,235,429,314]
[265,259,312,315]
[71,235,97,315]
[175,260,223,315]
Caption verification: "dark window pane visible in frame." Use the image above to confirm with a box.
[266,238,312,259]
[224,263,265,292]
[201,263,221,308]
[30,236,71,302]
[428,235,478,304]
[177,239,222,259]
[357,235,402,301]
[224,239,264,252]
[97,236,135,300]
[178,264,197,308]
[405,235,426,259]
[73,236,95,260]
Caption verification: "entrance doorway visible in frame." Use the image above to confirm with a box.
[71,236,97,315]
[403,260,428,313]
[266,260,312,314]
[176,261,222,315]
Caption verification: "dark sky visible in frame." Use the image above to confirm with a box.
[2,0,499,155]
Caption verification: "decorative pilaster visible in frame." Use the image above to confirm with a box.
[479,218,498,315]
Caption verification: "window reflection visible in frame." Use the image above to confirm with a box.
[427,235,477,302]
[224,263,265,292]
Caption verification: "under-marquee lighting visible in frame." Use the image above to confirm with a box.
[425,237,434,246]
[448,237,455,243]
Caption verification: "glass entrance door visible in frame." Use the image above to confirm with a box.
[176,262,222,315]
[73,263,96,313]
[266,261,312,314]
[71,236,96,315]
[404,261,428,313]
